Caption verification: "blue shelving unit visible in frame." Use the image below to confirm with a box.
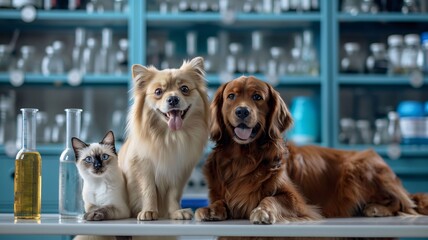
[0,73,128,85]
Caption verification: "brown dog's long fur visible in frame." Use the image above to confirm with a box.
[196,76,428,224]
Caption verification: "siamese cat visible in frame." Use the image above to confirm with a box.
[72,131,130,221]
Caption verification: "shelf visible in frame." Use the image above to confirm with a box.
[0,9,128,26]
[338,13,428,22]
[206,74,321,86]
[0,73,129,86]
[146,12,321,26]
[337,74,428,85]
[335,144,428,158]
[1,214,427,237]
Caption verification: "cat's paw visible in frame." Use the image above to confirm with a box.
[250,207,276,224]
[170,208,193,220]
[137,210,158,221]
[84,210,106,221]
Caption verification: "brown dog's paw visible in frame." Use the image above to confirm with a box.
[170,208,193,220]
[84,210,106,221]
[195,206,227,221]
[363,204,394,217]
[250,207,276,224]
[137,210,159,221]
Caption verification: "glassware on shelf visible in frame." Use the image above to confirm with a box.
[341,42,364,74]
[401,0,420,13]
[15,45,38,73]
[366,43,388,74]
[226,42,244,74]
[342,0,359,14]
[36,111,49,144]
[96,28,115,74]
[288,47,302,75]
[339,118,357,145]
[387,111,401,144]
[401,34,422,74]
[51,114,66,144]
[52,41,66,74]
[397,101,425,145]
[205,37,219,74]
[301,30,319,76]
[0,44,12,72]
[72,28,86,72]
[360,0,378,13]
[12,0,42,8]
[289,96,319,144]
[356,119,372,144]
[266,47,284,85]
[59,108,84,219]
[247,31,266,74]
[115,38,128,74]
[81,38,97,74]
[387,35,404,75]
[373,118,389,145]
[161,40,178,69]
[41,46,54,75]
[186,31,198,58]
[14,108,42,220]
[422,32,428,74]
[86,0,104,13]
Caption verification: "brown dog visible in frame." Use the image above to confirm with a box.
[195,76,427,224]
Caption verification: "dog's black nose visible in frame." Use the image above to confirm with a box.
[235,107,250,119]
[167,96,180,107]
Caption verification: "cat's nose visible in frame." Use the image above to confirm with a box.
[93,159,102,170]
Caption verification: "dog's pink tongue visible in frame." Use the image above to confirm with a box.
[234,127,252,140]
[168,111,183,131]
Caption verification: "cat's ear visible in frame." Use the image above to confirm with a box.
[101,131,117,155]
[132,64,157,94]
[71,137,89,161]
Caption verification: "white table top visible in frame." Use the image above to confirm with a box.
[1,214,428,237]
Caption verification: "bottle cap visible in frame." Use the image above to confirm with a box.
[404,34,420,46]
[388,35,403,47]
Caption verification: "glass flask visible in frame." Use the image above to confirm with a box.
[373,118,389,145]
[387,35,404,75]
[247,31,266,74]
[72,28,86,71]
[14,108,42,220]
[59,108,84,218]
[401,34,422,74]
[366,43,388,74]
[205,37,219,74]
[16,46,37,73]
[301,30,319,76]
[341,42,364,73]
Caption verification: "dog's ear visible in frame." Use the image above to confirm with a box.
[210,82,228,142]
[266,83,293,140]
[180,56,205,80]
[132,64,156,94]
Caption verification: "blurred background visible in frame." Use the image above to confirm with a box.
[0,0,428,231]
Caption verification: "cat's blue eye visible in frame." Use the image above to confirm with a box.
[101,154,109,161]
[84,156,93,163]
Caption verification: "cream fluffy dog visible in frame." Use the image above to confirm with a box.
[119,57,210,220]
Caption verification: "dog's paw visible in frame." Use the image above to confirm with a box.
[250,207,276,224]
[137,210,159,221]
[363,204,393,217]
[170,208,193,220]
[195,206,227,221]
[84,210,106,221]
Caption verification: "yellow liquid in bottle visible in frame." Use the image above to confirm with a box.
[14,151,42,220]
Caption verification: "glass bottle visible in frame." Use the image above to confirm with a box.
[115,38,128,74]
[360,0,378,13]
[160,40,178,69]
[0,44,12,72]
[186,31,198,58]
[72,28,86,71]
[14,108,42,220]
[301,30,319,76]
[205,37,219,74]
[339,118,357,145]
[373,118,389,145]
[401,34,422,74]
[51,41,66,74]
[341,42,364,73]
[366,43,388,74]
[387,111,401,144]
[16,46,37,73]
[387,35,404,75]
[81,38,97,74]
[342,0,359,14]
[401,0,419,13]
[247,31,266,74]
[97,28,115,74]
[422,32,428,74]
[226,42,244,74]
[41,46,54,76]
[266,46,284,85]
[356,119,372,144]
[59,108,84,218]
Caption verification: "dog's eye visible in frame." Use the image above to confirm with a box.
[253,94,262,101]
[101,154,109,161]
[84,156,93,163]
[180,85,190,94]
[155,88,163,96]
[227,93,235,100]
